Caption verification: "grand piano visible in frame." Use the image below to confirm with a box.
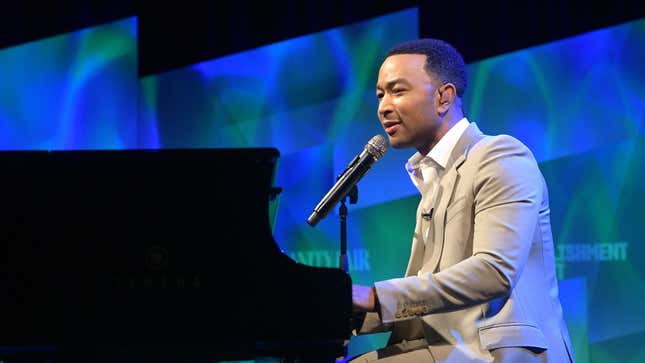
[0,148,352,362]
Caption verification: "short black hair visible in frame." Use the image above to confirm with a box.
[387,39,467,97]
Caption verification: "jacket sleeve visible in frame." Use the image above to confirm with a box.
[374,135,542,323]
[353,312,392,335]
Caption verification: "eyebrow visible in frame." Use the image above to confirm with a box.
[376,78,410,91]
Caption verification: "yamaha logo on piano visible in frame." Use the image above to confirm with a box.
[114,274,202,289]
[145,245,169,271]
[113,245,202,289]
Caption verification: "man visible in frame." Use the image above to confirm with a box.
[351,39,574,362]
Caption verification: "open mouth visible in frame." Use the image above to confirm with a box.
[383,121,401,135]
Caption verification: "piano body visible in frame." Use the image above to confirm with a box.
[0,148,352,362]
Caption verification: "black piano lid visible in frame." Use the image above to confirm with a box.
[0,148,352,362]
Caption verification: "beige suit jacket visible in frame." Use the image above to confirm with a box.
[358,123,574,362]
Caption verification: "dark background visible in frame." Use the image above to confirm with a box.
[2,0,644,76]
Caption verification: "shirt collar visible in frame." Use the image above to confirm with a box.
[406,117,470,174]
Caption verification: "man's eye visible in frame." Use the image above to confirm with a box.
[392,88,404,94]
[376,93,383,100]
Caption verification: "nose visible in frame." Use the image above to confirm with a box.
[377,94,394,120]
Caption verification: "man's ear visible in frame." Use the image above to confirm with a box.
[436,83,457,114]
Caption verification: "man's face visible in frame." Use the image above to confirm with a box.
[376,54,441,155]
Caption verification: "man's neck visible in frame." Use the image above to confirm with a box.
[418,111,464,155]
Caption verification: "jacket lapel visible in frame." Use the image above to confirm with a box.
[404,222,426,277]
[423,123,485,273]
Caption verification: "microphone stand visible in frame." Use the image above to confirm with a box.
[339,185,358,361]
[339,184,358,272]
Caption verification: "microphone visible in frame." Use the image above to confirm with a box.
[307,135,388,227]
[421,208,433,220]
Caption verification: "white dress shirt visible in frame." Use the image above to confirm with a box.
[404,118,470,246]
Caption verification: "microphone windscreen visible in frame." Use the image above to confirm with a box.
[366,135,388,160]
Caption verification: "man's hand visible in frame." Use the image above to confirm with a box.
[352,284,376,312]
